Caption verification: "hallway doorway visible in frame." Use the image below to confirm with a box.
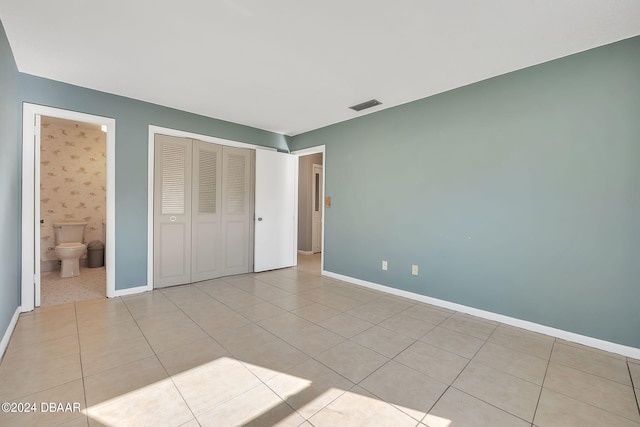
[293,145,325,273]
[296,252,321,274]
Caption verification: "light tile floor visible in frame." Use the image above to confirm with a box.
[1,254,639,426]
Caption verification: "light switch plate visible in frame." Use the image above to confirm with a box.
[382,260,388,271]
[412,265,419,276]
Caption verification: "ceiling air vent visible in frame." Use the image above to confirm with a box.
[349,99,382,112]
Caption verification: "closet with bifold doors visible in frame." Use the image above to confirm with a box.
[153,134,254,288]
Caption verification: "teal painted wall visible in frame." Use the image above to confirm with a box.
[291,36,640,348]
[0,21,20,337]
[18,75,289,291]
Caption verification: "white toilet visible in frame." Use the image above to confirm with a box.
[53,222,87,278]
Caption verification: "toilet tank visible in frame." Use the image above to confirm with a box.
[53,222,87,244]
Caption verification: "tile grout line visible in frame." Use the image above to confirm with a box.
[444,320,499,386]
[119,294,200,425]
[195,276,352,424]
[541,359,640,424]
[245,278,365,422]
[627,361,640,417]
[335,307,490,397]
[257,367,316,423]
[429,323,537,425]
[417,321,532,424]
[158,283,278,356]
[438,386,535,426]
[243,279,399,420]
[156,284,311,423]
[474,327,555,366]
[416,319,499,424]
[549,341,635,387]
[0,310,83,404]
[531,339,555,425]
[72,301,90,426]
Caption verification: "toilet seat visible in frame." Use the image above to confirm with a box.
[56,242,85,249]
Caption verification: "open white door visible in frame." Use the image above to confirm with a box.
[254,149,297,272]
[21,112,42,310]
[34,114,41,307]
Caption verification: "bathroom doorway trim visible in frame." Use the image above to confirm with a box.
[21,103,116,311]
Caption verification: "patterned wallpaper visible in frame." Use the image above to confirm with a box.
[40,121,106,262]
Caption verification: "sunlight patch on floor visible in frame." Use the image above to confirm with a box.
[83,356,316,426]
[423,414,453,427]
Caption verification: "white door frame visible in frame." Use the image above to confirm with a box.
[147,125,275,289]
[21,103,116,311]
[292,145,326,274]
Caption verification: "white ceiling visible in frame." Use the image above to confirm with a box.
[2,1,640,136]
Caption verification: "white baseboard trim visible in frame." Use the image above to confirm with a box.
[1,307,21,360]
[322,271,640,359]
[297,250,314,255]
[112,285,149,298]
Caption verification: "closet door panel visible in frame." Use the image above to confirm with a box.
[221,146,252,276]
[154,135,192,288]
[158,223,189,278]
[224,221,247,270]
[191,141,222,282]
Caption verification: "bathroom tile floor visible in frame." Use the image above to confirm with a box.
[40,267,106,306]
[1,254,639,426]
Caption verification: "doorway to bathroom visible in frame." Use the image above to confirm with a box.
[21,104,116,312]
[38,116,107,306]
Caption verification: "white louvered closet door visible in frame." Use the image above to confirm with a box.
[154,135,192,288]
[154,137,253,288]
[191,141,223,282]
[220,146,253,276]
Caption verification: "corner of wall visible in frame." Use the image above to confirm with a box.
[0,18,22,350]
[0,307,20,359]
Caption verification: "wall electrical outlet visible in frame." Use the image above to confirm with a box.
[382,260,388,271]
[412,265,419,276]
